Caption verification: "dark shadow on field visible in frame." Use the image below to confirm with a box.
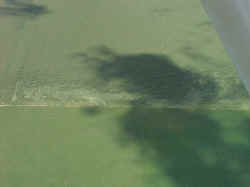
[181,45,250,100]
[78,46,250,186]
[74,46,218,105]
[80,106,102,116]
[82,105,250,187]
[0,0,49,18]
[118,108,250,187]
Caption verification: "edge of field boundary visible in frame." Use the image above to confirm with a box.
[1,104,250,111]
[0,105,49,107]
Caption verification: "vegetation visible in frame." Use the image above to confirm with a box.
[0,0,249,109]
[1,0,250,186]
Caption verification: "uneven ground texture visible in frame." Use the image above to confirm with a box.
[1,1,250,187]
[0,0,249,109]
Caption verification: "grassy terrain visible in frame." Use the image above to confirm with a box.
[1,0,250,187]
[0,0,249,108]
[1,107,250,187]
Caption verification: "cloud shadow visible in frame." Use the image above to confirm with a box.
[0,0,50,18]
[74,46,219,106]
[77,45,250,186]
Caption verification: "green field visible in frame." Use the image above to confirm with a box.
[1,107,250,187]
[0,0,249,108]
[1,0,250,186]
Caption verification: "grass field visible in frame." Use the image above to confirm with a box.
[0,0,249,108]
[1,0,250,186]
[1,107,250,187]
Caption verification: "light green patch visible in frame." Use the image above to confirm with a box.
[1,107,250,187]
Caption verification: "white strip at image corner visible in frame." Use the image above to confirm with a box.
[201,0,250,94]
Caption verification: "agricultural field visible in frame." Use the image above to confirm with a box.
[1,0,250,187]
[1,107,250,187]
[0,0,249,108]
